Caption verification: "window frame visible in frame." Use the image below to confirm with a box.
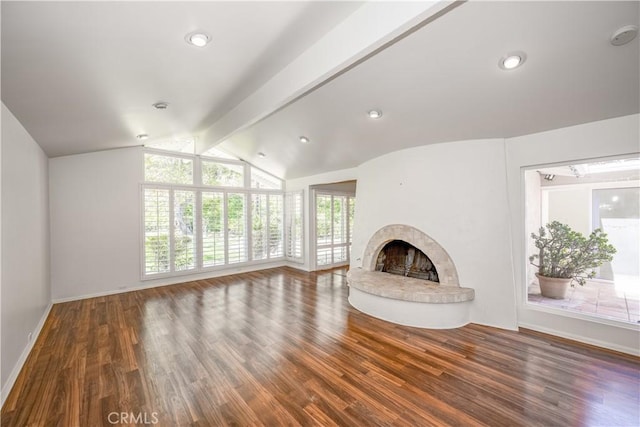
[311,190,355,270]
[521,155,640,329]
[141,149,287,280]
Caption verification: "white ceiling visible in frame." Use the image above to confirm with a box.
[1,1,362,157]
[2,1,639,180]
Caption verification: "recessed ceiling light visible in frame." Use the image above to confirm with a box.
[611,25,638,46]
[368,110,382,119]
[299,136,310,144]
[258,152,266,158]
[152,102,169,110]
[185,31,211,48]
[136,134,149,140]
[499,52,526,70]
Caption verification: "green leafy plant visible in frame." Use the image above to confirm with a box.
[529,221,616,286]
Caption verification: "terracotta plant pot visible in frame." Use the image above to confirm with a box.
[536,273,572,299]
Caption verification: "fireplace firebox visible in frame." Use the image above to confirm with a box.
[375,240,439,282]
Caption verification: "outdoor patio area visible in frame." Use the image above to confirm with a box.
[528,278,640,324]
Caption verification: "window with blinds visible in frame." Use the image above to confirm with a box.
[227,193,247,264]
[142,149,290,279]
[202,191,225,267]
[285,191,303,261]
[268,194,284,258]
[143,188,171,275]
[315,192,355,268]
[252,194,269,260]
[174,190,196,271]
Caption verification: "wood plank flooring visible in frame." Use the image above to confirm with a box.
[2,267,639,426]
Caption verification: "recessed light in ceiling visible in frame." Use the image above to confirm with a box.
[611,25,638,46]
[258,152,266,158]
[299,136,310,144]
[152,101,169,110]
[185,31,211,48]
[499,52,526,70]
[136,134,149,140]
[368,110,382,119]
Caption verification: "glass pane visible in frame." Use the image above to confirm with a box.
[269,194,284,258]
[227,193,247,264]
[202,161,244,187]
[144,153,193,185]
[333,246,347,263]
[333,196,346,244]
[174,191,196,271]
[144,188,171,275]
[202,192,225,267]
[252,194,268,261]
[317,248,332,266]
[316,195,332,246]
[593,187,640,282]
[251,167,282,190]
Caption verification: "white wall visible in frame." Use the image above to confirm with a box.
[1,103,51,400]
[506,114,640,354]
[547,188,591,236]
[50,147,143,300]
[286,167,358,271]
[351,139,518,330]
[49,147,288,301]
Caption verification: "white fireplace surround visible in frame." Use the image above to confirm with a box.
[348,224,475,329]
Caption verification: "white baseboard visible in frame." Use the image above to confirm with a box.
[518,322,639,356]
[1,302,53,407]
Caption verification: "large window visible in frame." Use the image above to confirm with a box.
[142,148,286,278]
[526,157,639,324]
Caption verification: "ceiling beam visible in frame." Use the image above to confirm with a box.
[198,0,464,153]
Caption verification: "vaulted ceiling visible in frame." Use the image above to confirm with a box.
[2,1,639,179]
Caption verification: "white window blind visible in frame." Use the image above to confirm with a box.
[252,194,269,260]
[201,191,225,267]
[173,190,196,271]
[285,191,303,261]
[143,188,171,275]
[227,193,247,264]
[269,194,284,258]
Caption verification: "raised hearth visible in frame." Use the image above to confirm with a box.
[348,270,474,303]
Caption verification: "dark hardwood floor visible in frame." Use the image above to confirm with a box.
[2,267,639,426]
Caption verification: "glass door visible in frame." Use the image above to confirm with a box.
[314,192,355,269]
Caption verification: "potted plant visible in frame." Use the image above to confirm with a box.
[529,221,616,299]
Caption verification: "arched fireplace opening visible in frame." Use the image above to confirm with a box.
[375,240,439,282]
